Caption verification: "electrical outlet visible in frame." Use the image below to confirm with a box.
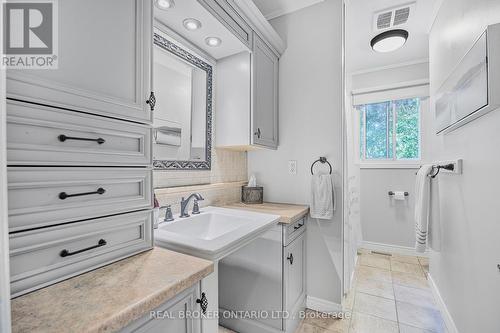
[288,160,297,175]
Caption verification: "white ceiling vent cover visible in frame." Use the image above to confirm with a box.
[373,2,415,31]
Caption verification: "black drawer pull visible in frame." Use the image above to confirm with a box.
[287,253,294,265]
[59,187,106,200]
[58,134,105,144]
[146,91,156,111]
[196,292,208,314]
[60,239,107,257]
[294,223,304,230]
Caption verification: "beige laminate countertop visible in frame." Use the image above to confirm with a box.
[11,247,213,333]
[224,202,309,224]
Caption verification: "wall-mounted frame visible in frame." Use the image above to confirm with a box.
[436,23,500,134]
[152,32,213,170]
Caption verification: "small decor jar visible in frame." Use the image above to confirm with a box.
[242,186,263,204]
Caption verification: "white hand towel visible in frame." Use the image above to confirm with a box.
[310,174,335,220]
[428,178,442,252]
[414,164,433,253]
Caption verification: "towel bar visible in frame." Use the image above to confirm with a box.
[388,191,409,196]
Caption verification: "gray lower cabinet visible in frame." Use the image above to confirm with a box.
[9,210,153,297]
[121,284,202,333]
[284,231,306,333]
[219,219,306,333]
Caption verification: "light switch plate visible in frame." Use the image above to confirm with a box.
[288,160,297,175]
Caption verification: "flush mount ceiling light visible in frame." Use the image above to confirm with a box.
[205,37,222,47]
[155,0,175,10]
[183,18,202,31]
[370,29,409,53]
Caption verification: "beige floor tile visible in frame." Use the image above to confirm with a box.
[397,301,446,332]
[301,310,350,332]
[356,266,392,283]
[353,292,397,321]
[391,261,425,276]
[394,284,437,309]
[295,322,346,333]
[359,254,391,270]
[390,254,420,265]
[356,278,394,299]
[392,271,429,290]
[399,323,438,333]
[349,312,399,333]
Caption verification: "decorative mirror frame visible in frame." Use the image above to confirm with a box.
[152,32,213,170]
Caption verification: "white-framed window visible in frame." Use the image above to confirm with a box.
[357,97,421,162]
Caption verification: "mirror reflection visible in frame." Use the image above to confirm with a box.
[152,32,212,169]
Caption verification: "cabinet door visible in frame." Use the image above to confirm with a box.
[122,285,201,333]
[284,232,306,316]
[252,33,279,149]
[6,0,153,124]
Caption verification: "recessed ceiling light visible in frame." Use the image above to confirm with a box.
[155,0,175,10]
[205,37,222,47]
[370,29,409,53]
[183,18,202,31]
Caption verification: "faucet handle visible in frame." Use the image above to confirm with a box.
[192,199,201,215]
[163,205,174,222]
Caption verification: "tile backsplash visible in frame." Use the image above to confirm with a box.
[153,149,247,188]
[154,148,248,210]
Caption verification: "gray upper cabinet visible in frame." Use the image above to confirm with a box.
[6,0,153,124]
[252,33,279,149]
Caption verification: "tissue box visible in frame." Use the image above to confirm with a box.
[242,186,263,204]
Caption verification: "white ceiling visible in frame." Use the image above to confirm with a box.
[154,0,248,59]
[251,0,325,20]
[346,0,443,73]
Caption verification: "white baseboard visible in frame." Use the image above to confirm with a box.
[360,241,429,257]
[306,296,343,313]
[427,273,459,333]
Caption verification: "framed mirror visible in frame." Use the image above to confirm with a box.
[152,31,212,170]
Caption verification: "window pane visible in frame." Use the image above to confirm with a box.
[365,102,391,159]
[395,98,420,159]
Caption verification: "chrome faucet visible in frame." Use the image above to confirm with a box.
[180,193,204,218]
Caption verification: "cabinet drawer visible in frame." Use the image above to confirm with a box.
[10,210,153,297]
[7,100,152,166]
[198,0,252,48]
[283,217,306,246]
[8,167,153,232]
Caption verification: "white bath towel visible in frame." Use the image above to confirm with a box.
[310,174,335,220]
[414,164,433,253]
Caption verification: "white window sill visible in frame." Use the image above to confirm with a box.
[357,162,421,169]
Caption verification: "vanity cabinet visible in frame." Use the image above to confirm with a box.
[284,230,306,333]
[216,33,279,150]
[122,284,203,333]
[6,0,153,124]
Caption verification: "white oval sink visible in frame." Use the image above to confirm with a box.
[154,206,280,260]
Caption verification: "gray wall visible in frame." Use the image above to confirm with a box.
[248,0,344,305]
[427,0,500,332]
[360,169,417,247]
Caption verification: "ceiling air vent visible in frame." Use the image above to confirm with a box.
[393,7,410,26]
[373,2,415,31]
[377,11,392,29]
